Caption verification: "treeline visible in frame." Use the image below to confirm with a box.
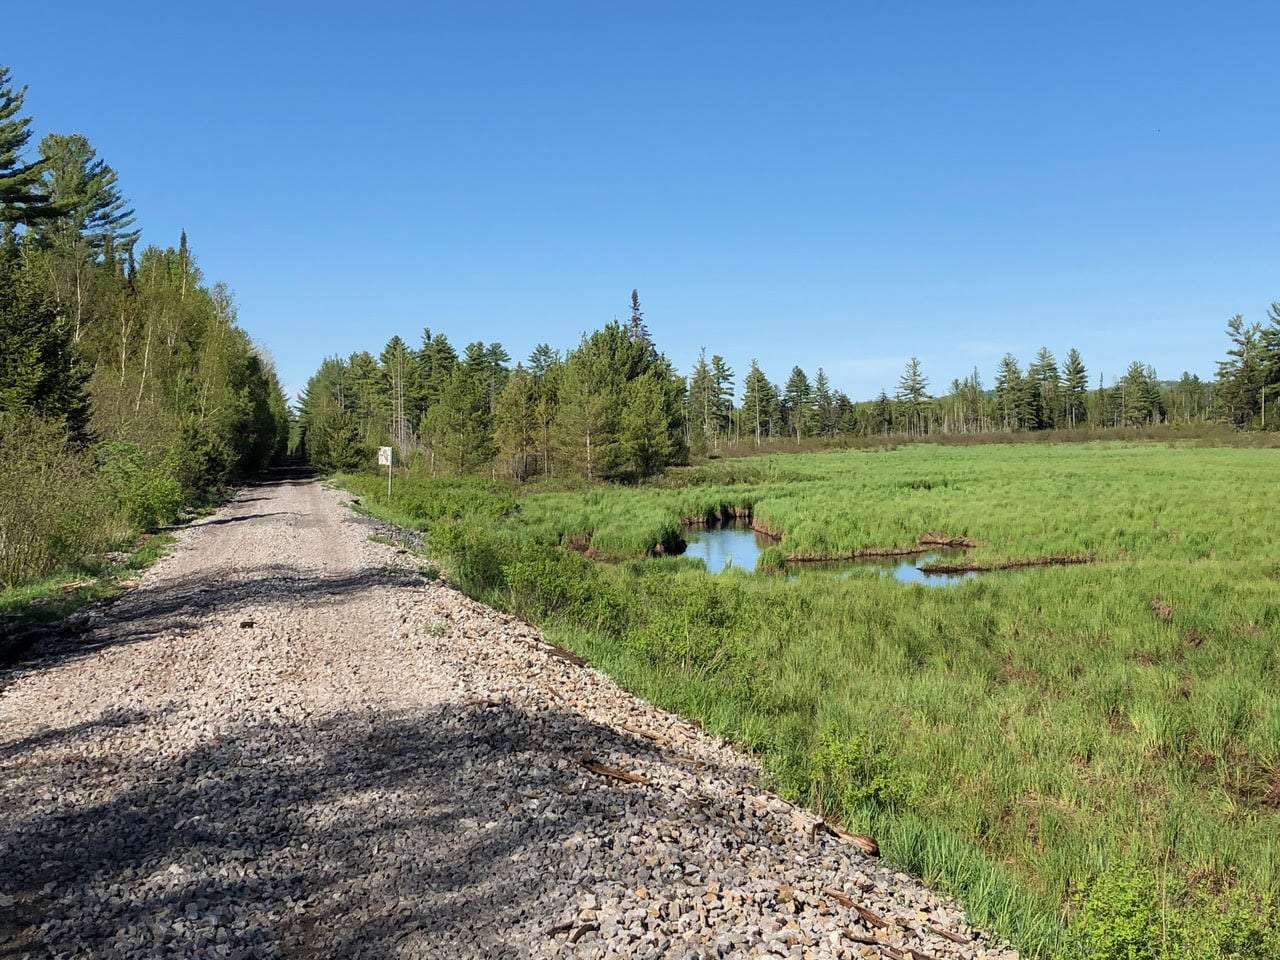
[301,288,1279,479]
[0,65,288,587]
[300,292,685,480]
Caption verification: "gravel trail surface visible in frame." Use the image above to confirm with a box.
[1,474,1014,959]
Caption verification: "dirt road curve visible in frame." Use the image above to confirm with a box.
[0,474,1010,960]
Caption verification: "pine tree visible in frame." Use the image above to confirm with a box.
[1215,314,1263,426]
[527,344,560,476]
[37,134,139,251]
[994,354,1024,430]
[710,354,735,443]
[494,364,538,479]
[1063,348,1088,427]
[0,66,56,225]
[421,365,493,472]
[782,366,813,441]
[687,348,713,453]
[741,360,770,446]
[620,371,673,478]
[1028,347,1060,429]
[813,368,834,437]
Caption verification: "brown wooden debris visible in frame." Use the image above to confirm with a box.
[579,757,648,785]
[841,928,879,946]
[542,644,586,666]
[546,920,574,936]
[568,922,599,944]
[927,924,971,945]
[853,904,888,929]
[822,886,856,909]
[620,722,663,742]
[817,821,880,856]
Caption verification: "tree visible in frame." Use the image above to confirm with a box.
[0,245,87,429]
[710,354,735,442]
[527,344,560,477]
[1063,348,1088,428]
[627,288,651,345]
[994,354,1025,430]
[1215,314,1263,426]
[553,335,620,481]
[494,364,538,479]
[37,134,138,251]
[813,368,834,436]
[379,335,421,452]
[1028,347,1060,429]
[873,390,893,435]
[0,66,56,226]
[895,357,929,435]
[421,365,492,472]
[741,360,771,446]
[620,371,674,478]
[782,366,813,441]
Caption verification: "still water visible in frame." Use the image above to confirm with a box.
[681,521,976,586]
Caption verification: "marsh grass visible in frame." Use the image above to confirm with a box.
[337,442,1280,958]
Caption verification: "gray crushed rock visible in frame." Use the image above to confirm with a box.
[0,474,1017,959]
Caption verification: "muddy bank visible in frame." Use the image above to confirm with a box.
[919,554,1094,574]
[786,532,978,563]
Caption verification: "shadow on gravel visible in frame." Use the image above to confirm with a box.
[0,700,716,959]
[0,564,424,687]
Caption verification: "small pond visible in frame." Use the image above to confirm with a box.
[681,521,976,586]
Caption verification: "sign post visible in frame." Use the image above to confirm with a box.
[378,446,393,497]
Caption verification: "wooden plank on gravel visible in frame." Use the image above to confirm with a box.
[580,757,648,785]
[620,722,663,742]
[928,925,971,945]
[817,821,880,856]
[542,644,586,666]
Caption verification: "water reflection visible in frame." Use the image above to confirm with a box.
[681,521,975,586]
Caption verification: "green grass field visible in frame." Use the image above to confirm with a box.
[337,441,1280,959]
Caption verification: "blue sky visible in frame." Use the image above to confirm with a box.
[10,1,1280,401]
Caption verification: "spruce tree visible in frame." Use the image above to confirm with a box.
[895,357,929,435]
[627,288,651,345]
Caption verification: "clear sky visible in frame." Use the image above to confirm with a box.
[10,1,1279,401]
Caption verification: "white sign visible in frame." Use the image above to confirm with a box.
[377,446,393,466]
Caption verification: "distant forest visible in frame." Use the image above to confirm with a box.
[300,288,1280,481]
[0,65,289,586]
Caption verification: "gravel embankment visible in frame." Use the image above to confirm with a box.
[0,473,1016,959]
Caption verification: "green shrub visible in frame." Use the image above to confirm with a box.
[0,414,118,587]
[810,732,923,814]
[427,521,507,595]
[97,441,183,529]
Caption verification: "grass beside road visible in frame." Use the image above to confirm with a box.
[335,441,1280,959]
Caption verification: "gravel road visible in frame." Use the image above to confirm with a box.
[0,473,1014,959]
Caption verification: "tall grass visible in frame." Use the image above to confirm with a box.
[336,441,1280,959]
